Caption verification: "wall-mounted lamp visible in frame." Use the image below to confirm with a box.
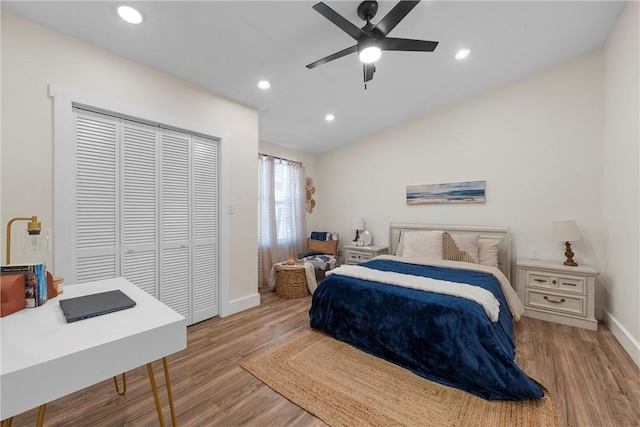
[352,217,365,243]
[552,220,581,266]
[5,216,41,265]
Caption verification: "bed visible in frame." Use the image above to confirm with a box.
[309,223,543,401]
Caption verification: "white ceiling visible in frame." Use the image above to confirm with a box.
[2,1,626,153]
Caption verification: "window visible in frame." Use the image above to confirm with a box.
[257,155,306,286]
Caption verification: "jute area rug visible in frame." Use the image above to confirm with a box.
[241,329,558,427]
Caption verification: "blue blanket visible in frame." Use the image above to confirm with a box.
[309,259,543,400]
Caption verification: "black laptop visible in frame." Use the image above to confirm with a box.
[59,289,136,323]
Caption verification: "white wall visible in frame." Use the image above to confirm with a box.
[258,140,321,233]
[316,50,606,305]
[1,12,259,313]
[603,1,640,366]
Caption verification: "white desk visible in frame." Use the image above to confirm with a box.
[1,277,186,424]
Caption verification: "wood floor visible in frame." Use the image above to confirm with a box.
[10,286,640,427]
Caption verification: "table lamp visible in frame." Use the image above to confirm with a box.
[352,217,364,243]
[5,216,42,265]
[552,220,581,266]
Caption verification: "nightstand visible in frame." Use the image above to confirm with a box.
[516,259,598,331]
[343,245,389,265]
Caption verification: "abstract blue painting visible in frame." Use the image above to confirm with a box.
[406,180,486,205]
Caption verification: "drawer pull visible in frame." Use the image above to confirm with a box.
[562,282,576,287]
[534,279,547,283]
[552,280,557,285]
[543,296,566,304]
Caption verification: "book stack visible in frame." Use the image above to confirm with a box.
[1,263,48,307]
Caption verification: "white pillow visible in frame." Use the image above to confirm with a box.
[442,232,479,263]
[400,231,443,260]
[478,239,500,268]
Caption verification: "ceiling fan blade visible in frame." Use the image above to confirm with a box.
[313,2,368,41]
[382,38,438,52]
[375,1,421,37]
[306,45,358,69]
[363,63,375,83]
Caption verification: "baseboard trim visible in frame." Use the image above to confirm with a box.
[220,292,260,318]
[603,309,640,368]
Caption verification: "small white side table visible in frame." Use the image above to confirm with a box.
[516,259,598,331]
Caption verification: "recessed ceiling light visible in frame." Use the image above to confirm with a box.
[257,80,271,90]
[325,114,335,122]
[118,6,143,24]
[455,48,471,60]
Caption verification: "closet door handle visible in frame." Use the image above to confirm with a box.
[543,296,565,304]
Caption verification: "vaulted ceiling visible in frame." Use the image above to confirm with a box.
[2,1,626,153]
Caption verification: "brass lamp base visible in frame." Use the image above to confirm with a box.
[563,241,578,266]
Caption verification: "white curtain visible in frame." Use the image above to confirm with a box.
[258,155,307,286]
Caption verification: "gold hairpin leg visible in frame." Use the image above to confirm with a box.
[146,358,178,426]
[1,404,46,427]
[162,357,178,427]
[147,362,166,427]
[1,363,175,427]
[36,404,46,427]
[113,373,127,395]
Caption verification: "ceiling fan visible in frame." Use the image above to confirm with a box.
[306,0,439,88]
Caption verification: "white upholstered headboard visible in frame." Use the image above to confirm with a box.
[389,223,511,280]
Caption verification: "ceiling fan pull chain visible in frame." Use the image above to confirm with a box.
[364,66,367,90]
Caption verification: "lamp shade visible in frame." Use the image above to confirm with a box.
[352,217,365,230]
[552,220,581,242]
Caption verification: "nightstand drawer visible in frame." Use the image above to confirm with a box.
[526,290,585,317]
[346,251,373,263]
[526,272,585,294]
[527,273,556,289]
[342,245,389,265]
[557,277,585,293]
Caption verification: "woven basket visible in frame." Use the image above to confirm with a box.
[275,265,310,299]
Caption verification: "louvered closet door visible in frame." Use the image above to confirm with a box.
[160,129,191,322]
[70,109,220,325]
[121,120,158,297]
[74,109,119,283]
[192,136,219,322]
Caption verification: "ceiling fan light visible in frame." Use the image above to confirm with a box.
[325,114,335,122]
[358,38,382,64]
[359,46,381,64]
[117,6,143,24]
